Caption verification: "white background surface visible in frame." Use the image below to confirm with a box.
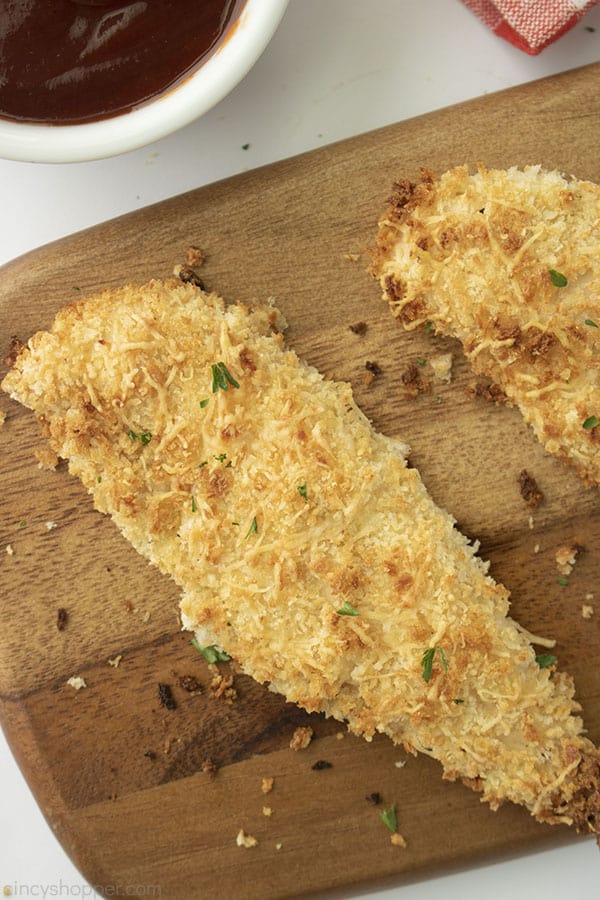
[1,1,599,897]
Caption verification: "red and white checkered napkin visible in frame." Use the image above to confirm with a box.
[463,0,598,54]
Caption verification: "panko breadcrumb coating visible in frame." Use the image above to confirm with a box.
[2,279,599,839]
[371,164,600,486]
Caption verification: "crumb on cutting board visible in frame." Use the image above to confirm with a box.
[289,725,313,751]
[236,829,258,848]
[429,352,453,383]
[67,676,87,690]
[555,543,583,576]
[210,672,237,703]
[390,833,407,848]
[518,469,544,509]
[261,776,274,794]
[186,245,206,267]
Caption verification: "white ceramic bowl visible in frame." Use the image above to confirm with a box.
[0,0,289,164]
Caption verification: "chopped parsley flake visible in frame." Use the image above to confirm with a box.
[214,453,228,463]
[337,600,359,616]
[549,269,568,287]
[191,496,197,513]
[421,646,448,683]
[557,577,569,586]
[585,319,599,328]
[297,482,308,500]
[425,320,433,332]
[245,516,258,538]
[380,804,397,833]
[583,415,599,430]
[536,653,557,669]
[18,520,27,528]
[199,398,210,408]
[416,357,426,366]
[192,639,231,664]
[453,698,464,704]
[128,429,152,445]
[198,460,208,469]
[211,361,240,392]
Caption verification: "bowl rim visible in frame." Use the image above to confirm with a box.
[0,0,289,164]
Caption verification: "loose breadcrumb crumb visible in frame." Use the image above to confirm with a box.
[336,731,345,740]
[108,655,123,668]
[261,777,274,794]
[429,352,453,383]
[275,843,283,850]
[186,246,206,267]
[0,410,5,428]
[5,544,13,556]
[290,725,314,751]
[210,672,237,703]
[262,806,273,817]
[518,470,544,510]
[236,829,258,848]
[394,760,406,768]
[582,605,595,620]
[67,676,87,690]
[555,543,583,576]
[390,833,407,847]
[533,544,540,554]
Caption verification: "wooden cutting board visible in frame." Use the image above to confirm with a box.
[1,63,600,899]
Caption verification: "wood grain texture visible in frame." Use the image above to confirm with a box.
[1,63,600,899]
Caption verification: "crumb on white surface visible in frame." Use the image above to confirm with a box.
[236,829,258,848]
[67,676,87,690]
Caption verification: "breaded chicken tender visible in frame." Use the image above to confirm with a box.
[2,279,599,838]
[371,164,600,485]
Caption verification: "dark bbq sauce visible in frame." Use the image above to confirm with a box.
[0,0,246,124]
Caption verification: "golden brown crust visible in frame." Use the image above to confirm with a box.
[371,164,600,486]
[2,278,599,839]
